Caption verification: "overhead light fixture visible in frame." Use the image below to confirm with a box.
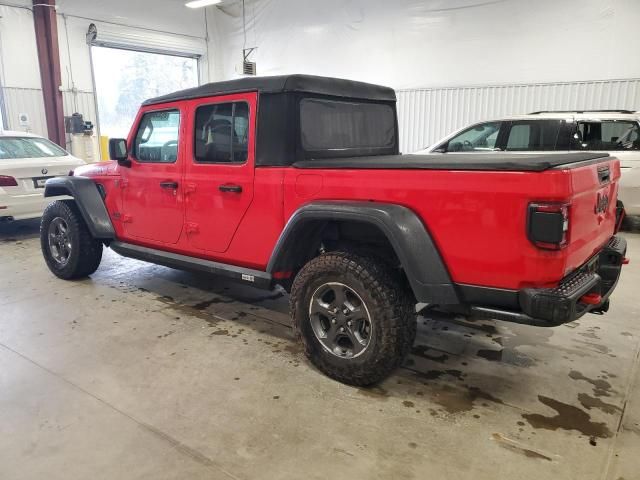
[185,0,223,8]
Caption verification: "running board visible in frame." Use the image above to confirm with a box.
[109,241,272,289]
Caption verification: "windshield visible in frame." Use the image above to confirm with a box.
[0,136,69,159]
[441,122,502,152]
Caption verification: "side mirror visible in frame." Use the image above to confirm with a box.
[109,138,131,167]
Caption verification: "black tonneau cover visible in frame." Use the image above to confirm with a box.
[293,152,610,172]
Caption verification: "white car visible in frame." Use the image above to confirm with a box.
[415,110,640,216]
[0,130,85,222]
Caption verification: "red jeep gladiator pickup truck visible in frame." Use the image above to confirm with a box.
[41,74,627,385]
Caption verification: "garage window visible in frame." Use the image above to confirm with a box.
[92,47,198,140]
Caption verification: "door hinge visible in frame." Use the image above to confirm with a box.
[122,214,133,223]
[185,222,199,234]
[184,182,197,195]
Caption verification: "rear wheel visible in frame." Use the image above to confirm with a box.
[40,200,103,279]
[290,251,416,386]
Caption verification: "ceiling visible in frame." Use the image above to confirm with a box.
[55,0,209,37]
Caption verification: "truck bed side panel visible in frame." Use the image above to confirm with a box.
[278,159,619,290]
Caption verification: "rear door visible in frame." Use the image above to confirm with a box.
[499,119,574,152]
[183,92,256,253]
[121,107,184,244]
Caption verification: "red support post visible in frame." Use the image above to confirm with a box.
[32,0,66,147]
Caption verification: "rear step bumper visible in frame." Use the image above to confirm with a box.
[470,236,627,326]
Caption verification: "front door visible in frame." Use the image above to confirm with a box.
[184,93,256,253]
[121,108,184,244]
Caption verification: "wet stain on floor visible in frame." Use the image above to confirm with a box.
[357,386,389,400]
[572,339,616,357]
[476,348,534,367]
[428,384,504,414]
[411,345,449,363]
[577,393,621,415]
[521,395,612,439]
[192,297,233,310]
[569,371,614,397]
[413,369,465,381]
[209,329,229,336]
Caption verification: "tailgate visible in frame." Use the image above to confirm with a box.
[564,156,620,275]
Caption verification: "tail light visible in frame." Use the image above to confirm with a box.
[0,175,18,187]
[527,202,570,250]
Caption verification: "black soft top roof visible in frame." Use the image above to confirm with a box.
[143,74,397,106]
[293,152,610,172]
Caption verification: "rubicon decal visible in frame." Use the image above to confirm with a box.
[595,192,610,214]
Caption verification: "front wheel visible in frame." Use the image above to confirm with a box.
[40,200,103,279]
[290,251,416,386]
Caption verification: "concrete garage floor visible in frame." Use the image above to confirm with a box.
[1,221,639,480]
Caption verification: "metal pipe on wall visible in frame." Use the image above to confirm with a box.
[32,0,65,146]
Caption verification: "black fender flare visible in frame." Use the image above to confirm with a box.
[267,201,459,305]
[44,176,115,239]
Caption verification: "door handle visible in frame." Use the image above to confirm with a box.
[219,184,242,193]
[160,181,179,189]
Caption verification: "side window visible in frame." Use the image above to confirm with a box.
[504,120,562,151]
[505,124,531,150]
[575,120,640,151]
[443,122,502,152]
[134,110,180,163]
[194,102,249,163]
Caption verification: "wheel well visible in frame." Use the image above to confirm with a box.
[274,219,409,294]
[321,220,400,265]
[44,186,72,197]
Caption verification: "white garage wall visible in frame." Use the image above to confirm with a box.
[206,0,640,88]
[0,0,209,144]
[398,78,640,153]
[207,0,640,152]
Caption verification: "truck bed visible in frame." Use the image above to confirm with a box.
[293,152,609,172]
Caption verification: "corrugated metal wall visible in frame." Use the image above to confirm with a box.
[1,87,95,137]
[1,87,49,137]
[397,78,640,153]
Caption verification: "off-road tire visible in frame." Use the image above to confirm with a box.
[290,251,416,386]
[41,200,103,279]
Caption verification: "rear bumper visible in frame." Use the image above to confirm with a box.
[0,191,74,221]
[619,167,640,216]
[0,192,49,221]
[468,236,627,326]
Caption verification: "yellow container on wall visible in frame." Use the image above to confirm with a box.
[100,135,109,161]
